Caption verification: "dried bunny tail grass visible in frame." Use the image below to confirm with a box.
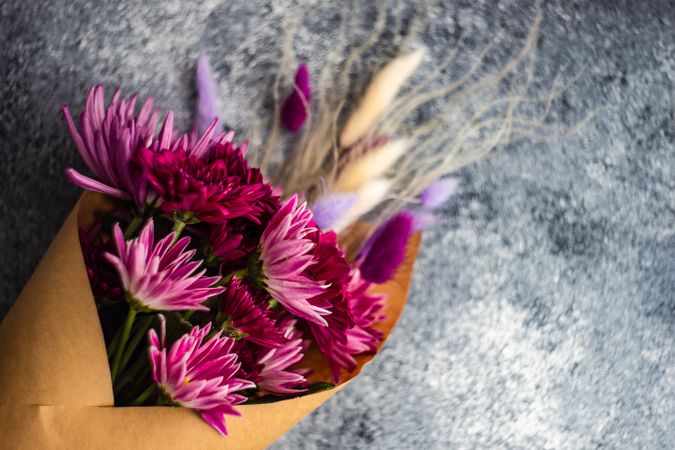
[264,0,597,236]
[272,1,353,193]
[275,1,428,196]
[339,48,426,148]
[332,178,392,234]
[333,139,407,192]
[380,81,601,223]
[363,1,595,222]
[336,0,389,96]
[276,97,343,195]
[255,10,302,175]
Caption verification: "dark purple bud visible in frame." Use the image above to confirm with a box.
[360,212,414,283]
[282,63,311,132]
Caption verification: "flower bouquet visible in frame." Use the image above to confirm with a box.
[0,78,421,444]
[0,5,580,447]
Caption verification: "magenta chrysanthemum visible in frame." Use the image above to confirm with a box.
[205,205,278,270]
[314,269,386,383]
[63,85,161,207]
[305,229,355,350]
[136,140,273,224]
[105,219,225,311]
[219,278,285,348]
[234,318,308,395]
[258,195,329,325]
[205,223,247,266]
[147,316,254,436]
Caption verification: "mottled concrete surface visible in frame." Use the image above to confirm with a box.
[1,0,673,448]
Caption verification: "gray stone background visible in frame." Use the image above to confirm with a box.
[1,0,673,448]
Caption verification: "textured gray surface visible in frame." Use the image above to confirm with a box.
[1,0,673,448]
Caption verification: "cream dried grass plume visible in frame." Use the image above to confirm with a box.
[333,139,407,192]
[339,48,425,149]
[331,178,392,234]
[268,1,419,196]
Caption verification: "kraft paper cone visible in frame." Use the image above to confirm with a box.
[0,192,420,449]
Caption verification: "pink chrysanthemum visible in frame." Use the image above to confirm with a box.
[258,195,329,325]
[136,140,273,224]
[63,85,161,207]
[253,331,307,395]
[219,278,285,348]
[148,316,254,436]
[105,219,225,311]
[235,318,308,395]
[312,268,385,383]
[344,269,386,349]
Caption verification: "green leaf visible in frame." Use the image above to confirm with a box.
[242,382,337,405]
[305,381,336,394]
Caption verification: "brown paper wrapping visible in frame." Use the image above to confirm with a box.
[0,193,420,449]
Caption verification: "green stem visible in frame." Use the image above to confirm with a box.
[106,325,122,359]
[182,310,195,321]
[233,268,248,279]
[124,215,144,239]
[118,315,154,374]
[110,306,138,383]
[113,352,149,397]
[172,311,194,332]
[157,394,175,406]
[132,383,157,406]
[171,220,186,243]
[215,272,234,287]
